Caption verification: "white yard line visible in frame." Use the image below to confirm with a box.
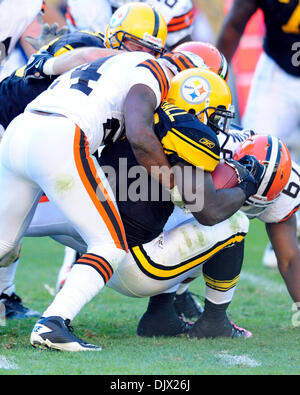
[240,272,286,294]
[217,353,261,367]
[44,283,56,296]
[0,356,19,370]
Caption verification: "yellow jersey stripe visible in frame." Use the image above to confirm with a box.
[161,130,219,171]
[172,128,219,160]
[131,233,245,279]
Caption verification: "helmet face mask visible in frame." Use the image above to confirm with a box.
[234,135,292,216]
[200,104,235,134]
[105,2,167,57]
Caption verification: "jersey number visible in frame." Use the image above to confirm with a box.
[279,0,300,34]
[70,63,101,96]
[282,168,300,198]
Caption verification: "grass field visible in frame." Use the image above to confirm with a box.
[1,218,300,376]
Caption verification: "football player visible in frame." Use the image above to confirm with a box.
[216,0,300,269]
[20,68,260,347]
[1,48,247,352]
[0,2,169,319]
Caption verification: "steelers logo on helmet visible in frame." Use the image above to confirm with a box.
[109,4,130,28]
[180,75,211,106]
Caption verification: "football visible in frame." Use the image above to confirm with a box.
[211,161,239,189]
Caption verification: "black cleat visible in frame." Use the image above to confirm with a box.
[137,311,192,337]
[174,291,203,320]
[188,315,252,339]
[0,292,41,319]
[30,316,102,352]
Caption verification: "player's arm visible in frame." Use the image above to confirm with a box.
[124,84,175,190]
[175,162,250,226]
[24,47,120,79]
[216,0,259,63]
[266,215,300,304]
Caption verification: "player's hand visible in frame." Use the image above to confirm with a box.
[23,50,53,80]
[237,154,265,184]
[225,158,259,199]
[25,22,69,51]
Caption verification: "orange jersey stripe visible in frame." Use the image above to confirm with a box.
[167,8,195,32]
[137,60,169,101]
[73,126,128,252]
[39,195,49,203]
[279,204,300,222]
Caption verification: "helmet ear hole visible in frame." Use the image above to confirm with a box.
[188,109,196,115]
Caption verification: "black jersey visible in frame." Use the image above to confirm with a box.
[258,0,300,76]
[98,104,220,247]
[0,31,105,129]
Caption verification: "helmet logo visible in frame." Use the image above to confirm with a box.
[180,76,211,105]
[143,32,162,47]
[110,5,130,28]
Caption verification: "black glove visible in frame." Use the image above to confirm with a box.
[225,158,260,199]
[23,50,53,80]
[237,154,265,184]
[24,22,69,51]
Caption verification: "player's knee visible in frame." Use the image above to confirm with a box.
[88,244,127,272]
[0,241,21,267]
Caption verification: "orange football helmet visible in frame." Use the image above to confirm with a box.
[173,41,229,81]
[234,134,292,217]
[158,50,206,74]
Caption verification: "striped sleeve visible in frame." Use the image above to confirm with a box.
[136,59,169,102]
[167,7,195,33]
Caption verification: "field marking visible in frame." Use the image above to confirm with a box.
[44,283,56,296]
[0,356,19,370]
[240,272,286,294]
[217,353,261,367]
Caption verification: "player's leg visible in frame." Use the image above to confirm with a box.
[28,116,128,351]
[108,211,249,337]
[188,239,252,339]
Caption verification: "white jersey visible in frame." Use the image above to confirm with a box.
[0,0,42,61]
[145,0,194,48]
[66,0,112,34]
[26,51,169,154]
[219,125,300,224]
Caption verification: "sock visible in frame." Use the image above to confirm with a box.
[43,264,105,321]
[0,259,19,295]
[201,299,230,322]
[146,292,176,315]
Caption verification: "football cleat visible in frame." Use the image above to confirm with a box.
[188,315,252,339]
[262,242,278,269]
[30,316,102,352]
[137,311,192,337]
[0,292,41,319]
[174,291,203,320]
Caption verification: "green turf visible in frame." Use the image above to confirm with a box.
[1,219,300,375]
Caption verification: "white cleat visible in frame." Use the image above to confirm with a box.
[30,316,102,352]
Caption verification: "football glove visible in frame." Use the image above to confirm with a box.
[23,50,53,80]
[237,154,265,184]
[225,158,260,199]
[24,22,69,51]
